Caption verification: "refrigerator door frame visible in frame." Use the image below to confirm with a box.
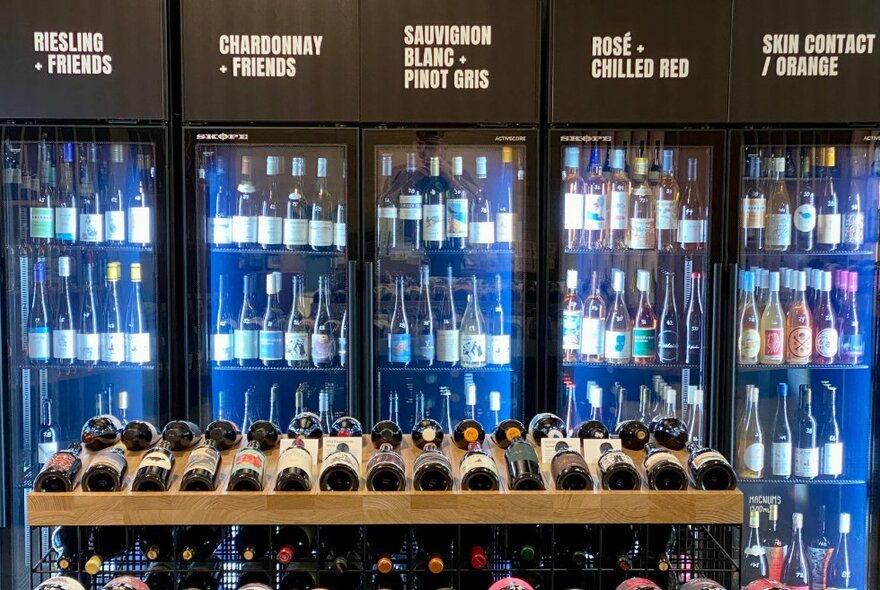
[182,126,361,425]
[360,127,541,426]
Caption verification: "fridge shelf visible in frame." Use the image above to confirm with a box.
[16,362,156,372]
[737,477,867,486]
[209,246,345,257]
[60,243,155,254]
[378,365,511,373]
[212,365,345,373]
[736,363,869,372]
[563,361,698,371]
[563,248,706,257]
[741,248,874,258]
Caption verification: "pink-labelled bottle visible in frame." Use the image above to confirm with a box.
[838,270,863,364]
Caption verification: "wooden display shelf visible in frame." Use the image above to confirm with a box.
[27,436,742,527]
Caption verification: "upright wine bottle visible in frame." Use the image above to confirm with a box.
[180,439,222,491]
[366,443,406,491]
[284,274,310,367]
[505,437,545,490]
[436,265,459,366]
[275,438,313,492]
[760,272,785,364]
[765,157,792,251]
[742,510,769,588]
[608,148,630,249]
[581,145,607,249]
[469,156,495,249]
[33,443,82,492]
[488,273,510,366]
[819,385,843,479]
[52,256,76,364]
[782,512,810,590]
[763,503,787,582]
[258,155,283,248]
[679,157,707,250]
[460,275,487,368]
[794,385,818,480]
[211,274,235,366]
[842,154,865,250]
[284,156,309,249]
[825,512,853,590]
[794,149,817,251]
[27,262,51,364]
[235,274,261,366]
[628,156,655,250]
[412,443,454,491]
[685,271,704,365]
[816,147,841,251]
[562,146,585,249]
[77,258,100,365]
[562,269,583,362]
[104,144,126,244]
[422,156,446,250]
[742,155,766,250]
[785,270,812,364]
[319,443,360,491]
[233,155,258,247]
[312,275,336,367]
[81,444,128,491]
[496,146,519,249]
[551,441,593,490]
[807,505,832,590]
[131,441,175,491]
[605,269,632,364]
[839,271,863,364]
[124,263,150,364]
[770,383,793,478]
[399,152,423,250]
[128,151,153,246]
[377,153,398,253]
[813,270,839,364]
[632,269,656,363]
[388,275,411,366]
[259,272,285,366]
[228,440,266,491]
[412,265,435,366]
[597,442,641,490]
[54,143,78,243]
[210,154,233,246]
[657,270,680,363]
[38,398,59,466]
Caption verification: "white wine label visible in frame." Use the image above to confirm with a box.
[77,333,100,362]
[129,207,152,244]
[469,221,495,244]
[564,192,585,230]
[125,332,151,364]
[233,329,259,360]
[488,334,510,365]
[842,212,865,246]
[628,217,655,249]
[817,213,842,244]
[495,212,515,242]
[311,333,335,363]
[460,333,487,365]
[210,217,232,245]
[100,332,126,363]
[765,213,792,247]
[377,206,398,219]
[603,329,630,360]
[794,204,817,232]
[581,317,604,356]
[540,437,581,464]
[815,328,839,358]
[257,215,283,245]
[422,204,445,240]
[282,218,309,246]
[30,207,54,239]
[212,333,234,362]
[322,437,363,462]
[691,450,727,470]
[80,213,104,243]
[793,446,819,478]
[284,332,310,361]
[744,544,766,556]
[308,220,333,247]
[562,310,582,351]
[280,437,320,466]
[446,198,468,238]
[655,199,677,230]
[644,450,680,472]
[38,442,58,465]
[609,191,628,230]
[52,329,76,360]
[259,330,284,360]
[399,194,423,220]
[822,442,843,476]
[185,446,220,474]
[142,450,173,471]
[334,222,346,247]
[583,193,606,230]
[461,451,500,475]
[104,210,126,241]
[743,443,765,472]
[771,441,792,477]
[739,328,760,360]
[277,445,313,474]
[436,329,460,362]
[678,218,705,243]
[231,215,258,243]
[54,207,77,241]
[742,198,767,229]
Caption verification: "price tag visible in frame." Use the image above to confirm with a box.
[279,437,320,467]
[321,437,363,462]
[540,437,582,464]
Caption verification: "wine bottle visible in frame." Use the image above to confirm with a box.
[453,419,486,450]
[412,443,454,491]
[738,270,761,364]
[54,143,78,243]
[763,503,787,581]
[818,385,843,480]
[81,443,128,492]
[120,420,160,453]
[412,417,444,450]
[241,384,257,433]
[759,272,784,364]
[488,273,510,366]
[616,419,650,451]
[551,441,593,490]
[205,418,242,450]
[388,275,411,366]
[605,269,632,363]
[631,269,657,363]
[37,397,60,466]
[232,155,258,247]
[839,271,863,364]
[81,414,123,451]
[842,155,865,250]
[33,443,82,492]
[685,271,704,365]
[737,385,765,478]
[312,275,337,367]
[51,256,77,364]
[505,437,545,490]
[578,270,607,363]
[235,274,261,366]
[770,383,793,478]
[579,145,606,249]
[369,524,406,575]
[816,147,841,251]
[284,273,310,367]
[469,156,495,248]
[742,155,767,250]
[131,440,175,491]
[650,391,689,451]
[807,505,832,590]
[813,271,839,364]
[366,443,406,491]
[765,157,792,251]
[528,412,566,444]
[562,269,583,363]
[104,144,126,244]
[127,151,153,246]
[274,525,315,565]
[210,154,233,246]
[782,512,810,589]
[247,419,281,451]
[446,154,470,249]
[679,157,707,250]
[415,525,455,575]
[236,525,270,561]
[742,509,770,587]
[785,270,812,364]
[138,526,173,562]
[258,155,283,248]
[377,152,398,254]
[574,384,610,439]
[76,258,101,365]
[562,146,585,249]
[493,418,525,450]
[84,526,130,575]
[412,265,435,366]
[460,275,487,368]
[329,416,362,438]
[180,440,222,491]
[27,261,51,364]
[319,443,360,491]
[422,156,446,250]
[459,441,500,491]
[597,442,641,490]
[288,411,323,439]
[794,385,819,480]
[270,383,284,426]
[642,442,687,490]
[178,525,223,562]
[608,148,630,249]
[791,149,817,251]
[123,262,150,364]
[628,156,655,249]
[826,512,853,590]
[657,270,680,363]
[397,151,423,251]
[275,438,313,492]
[284,156,310,250]
[162,420,202,451]
[259,272,285,366]
[228,440,266,491]
[507,524,542,567]
[371,419,403,449]
[436,265,459,366]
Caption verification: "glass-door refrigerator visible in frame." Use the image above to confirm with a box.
[546,130,725,449]
[362,129,538,430]
[185,129,359,428]
[729,130,879,590]
[1,125,171,588]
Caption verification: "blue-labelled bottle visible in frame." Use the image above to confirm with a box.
[388,275,411,365]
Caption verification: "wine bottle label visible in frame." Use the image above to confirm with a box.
[561,310,582,351]
[210,217,232,245]
[39,576,87,590]
[103,577,149,590]
[30,207,54,238]
[765,546,786,583]
[414,334,435,362]
[278,445,312,474]
[232,215,258,243]
[28,327,50,361]
[771,441,792,477]
[817,213,841,244]
[446,198,468,238]
[129,207,152,244]
[469,221,495,244]
[185,446,219,475]
[786,326,813,361]
[44,450,77,471]
[742,198,767,228]
[628,217,655,249]
[794,446,819,478]
[461,452,499,478]
[583,193,606,230]
[743,442,765,471]
[678,218,706,244]
[38,442,59,465]
[461,333,487,364]
[840,333,865,360]
[495,212,515,242]
[50,329,76,360]
[77,333,100,362]
[765,213,792,247]
[90,451,127,473]
[743,543,766,556]
[739,328,760,360]
[125,332,151,364]
[101,332,126,362]
[284,332,310,361]
[79,213,104,242]
[597,449,635,472]
[436,329,460,362]
[282,218,309,246]
[644,451,679,472]
[233,447,265,476]
[378,206,398,219]
[655,199,677,230]
[488,334,510,365]
[400,194,423,221]
[54,207,77,241]
[308,220,333,247]
[821,442,843,476]
[807,547,833,590]
[691,450,727,470]
[794,204,817,232]
[323,448,360,474]
[762,328,784,361]
[311,333,335,363]
[815,328,839,358]
[257,215,283,245]
[388,333,412,363]
[104,210,126,241]
[609,191,628,230]
[259,330,284,360]
[334,222,346,247]
[632,327,656,358]
[657,329,679,362]
[580,317,604,355]
[563,192,584,230]
[842,212,864,247]
[603,329,630,360]
[233,329,259,360]
[422,204,445,240]
[212,333,234,362]
[141,450,172,470]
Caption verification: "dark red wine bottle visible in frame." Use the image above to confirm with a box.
[247,420,281,450]
[551,441,593,490]
[453,419,486,450]
[616,419,650,451]
[180,439,222,491]
[205,419,242,450]
[370,420,403,449]
[121,420,161,451]
[162,420,202,451]
[412,418,444,450]
[287,411,323,439]
[131,441,175,492]
[81,414,123,451]
[81,444,128,491]
[493,419,525,449]
[34,442,82,492]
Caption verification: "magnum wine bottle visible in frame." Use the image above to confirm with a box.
[686,441,737,490]
[81,443,128,491]
[34,442,82,492]
[330,416,363,437]
[180,439,222,491]
[528,412,566,444]
[131,440,175,491]
[275,438,313,491]
[162,419,202,451]
[459,441,500,491]
[642,442,687,490]
[616,419,650,451]
[275,525,315,564]
[178,526,223,562]
[370,419,403,449]
[121,420,160,451]
[228,440,266,491]
[412,417,444,450]
[453,418,486,450]
[551,441,594,490]
[493,419,525,449]
[81,414,122,451]
[205,418,242,450]
[366,443,406,491]
[597,442,641,490]
[138,526,173,562]
[319,443,361,491]
[287,411,323,439]
[412,443,454,491]
[505,437,545,490]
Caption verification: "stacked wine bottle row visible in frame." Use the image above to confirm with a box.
[34,523,738,590]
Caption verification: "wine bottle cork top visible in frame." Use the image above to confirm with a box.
[633,157,648,175]
[107,262,121,282]
[502,146,513,164]
[290,156,305,177]
[110,144,125,163]
[839,512,851,533]
[266,155,280,176]
[84,555,103,575]
[792,512,803,528]
[58,256,71,277]
[566,269,578,289]
[749,510,760,528]
[130,263,142,282]
[563,146,580,168]
[452,155,463,176]
[430,156,440,177]
[475,156,487,179]
[428,555,445,574]
[463,427,480,443]
[377,556,393,574]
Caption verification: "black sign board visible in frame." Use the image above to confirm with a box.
[730,0,880,123]
[182,0,359,123]
[550,0,731,124]
[0,0,166,121]
[359,0,540,124]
